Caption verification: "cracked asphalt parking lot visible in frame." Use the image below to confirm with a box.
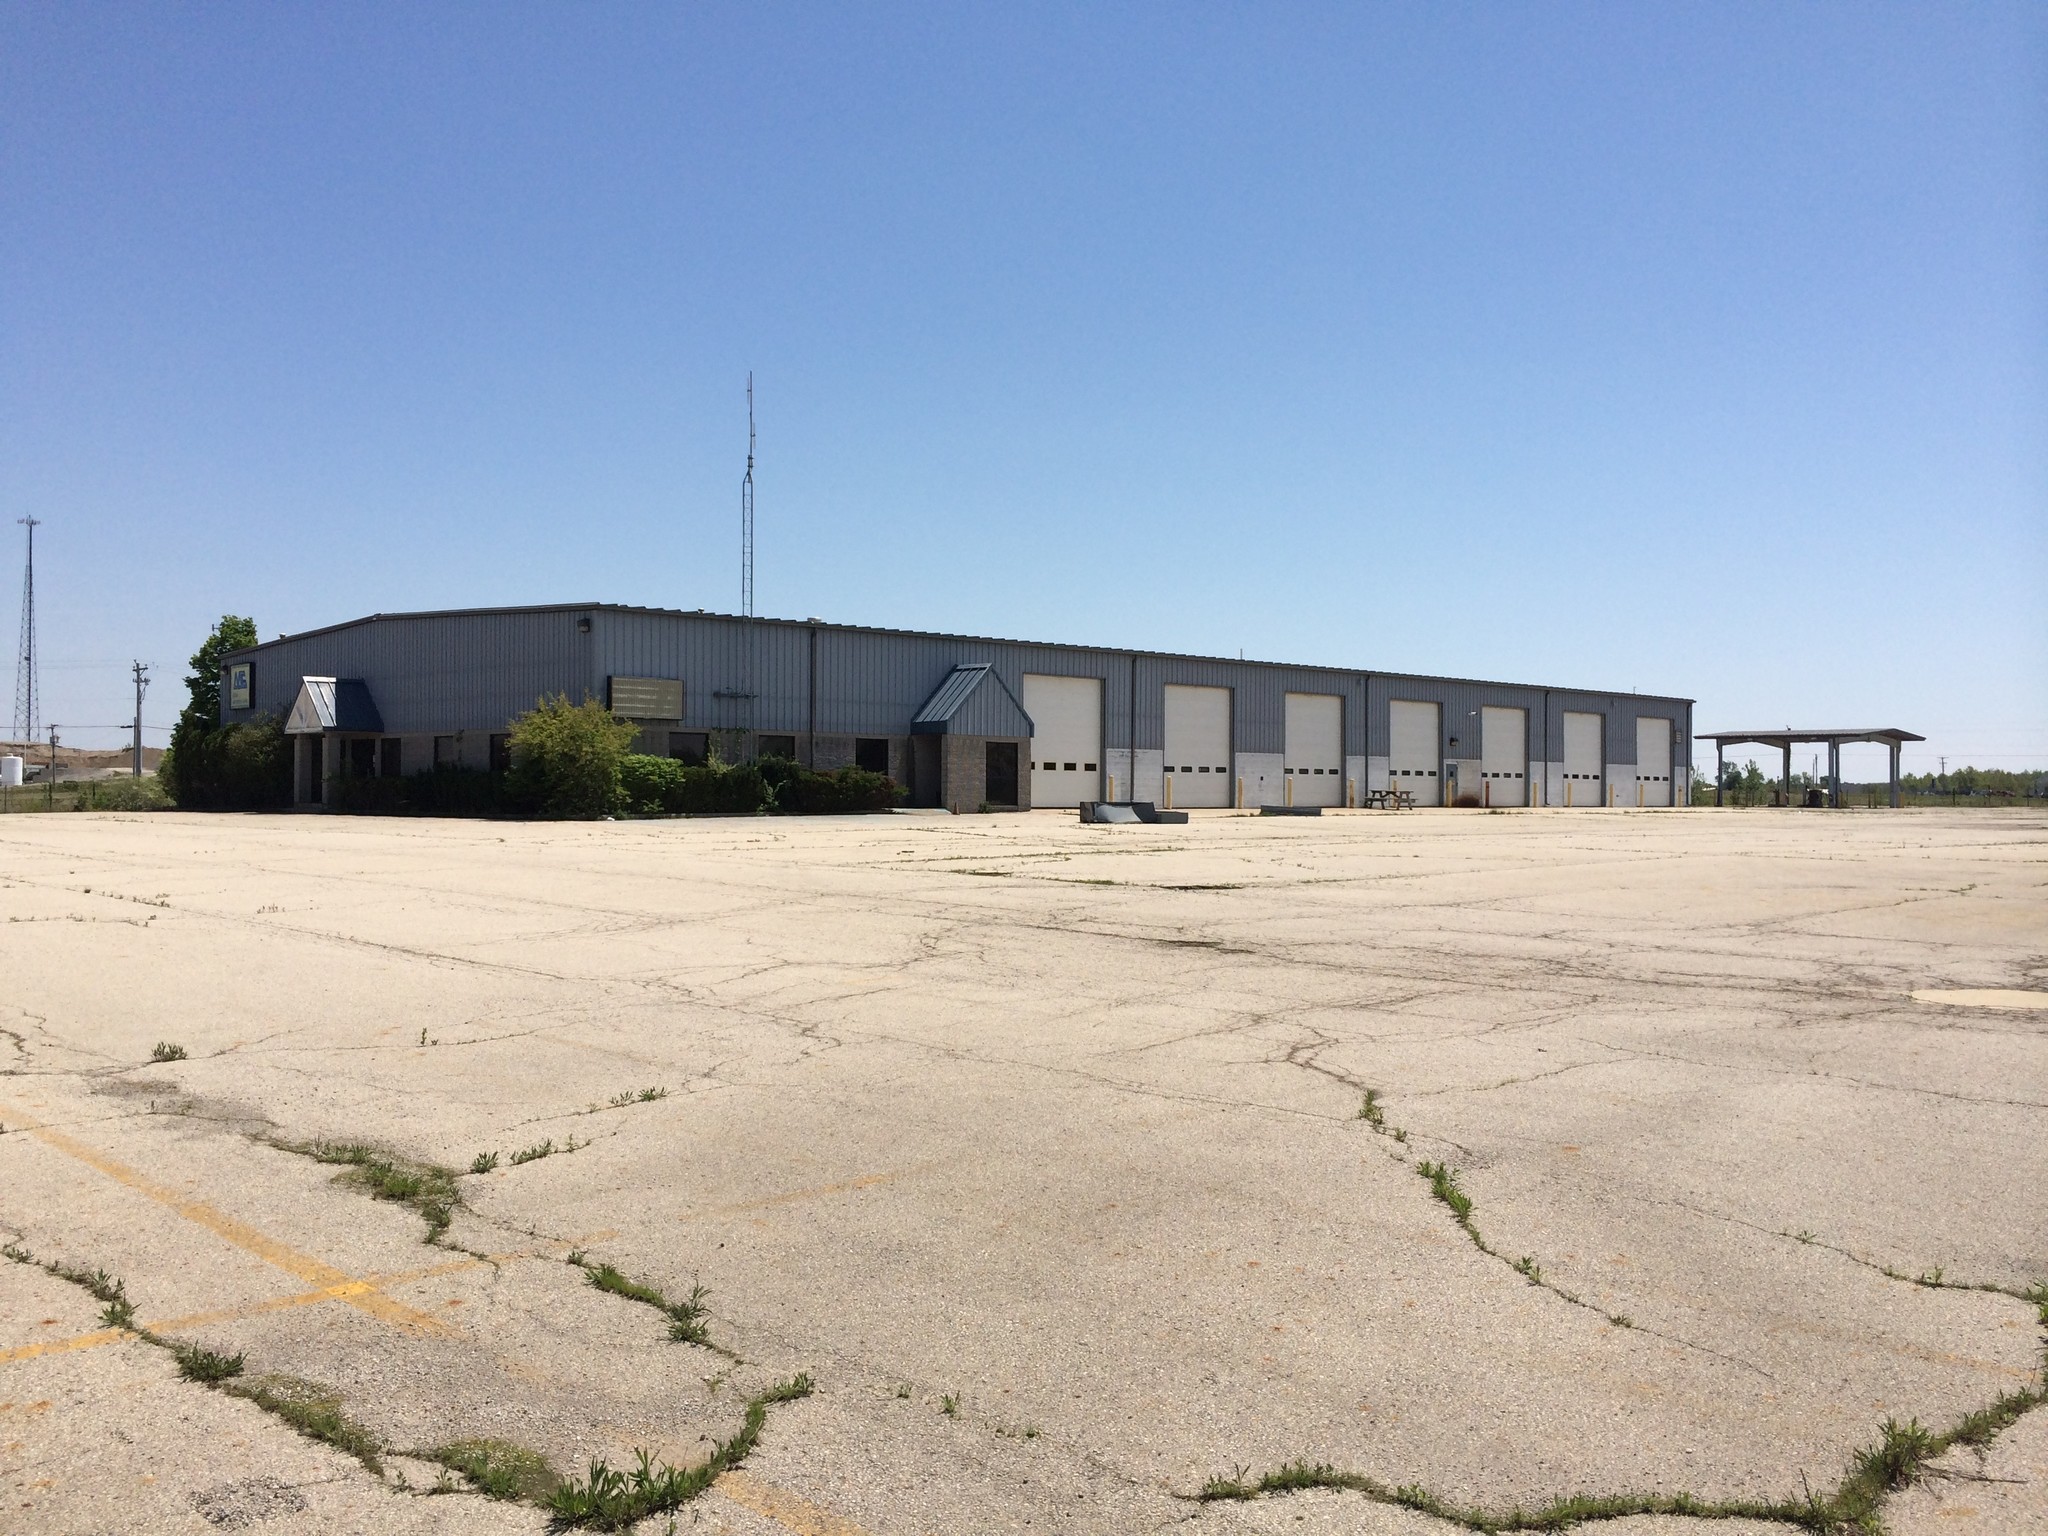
[2,806,2043,1535]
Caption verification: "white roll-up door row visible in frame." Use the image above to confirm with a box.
[1019,675,1672,810]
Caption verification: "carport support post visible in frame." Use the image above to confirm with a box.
[1828,740,1841,809]
[1782,742,1793,808]
[1890,742,1901,809]
[1715,743,1724,807]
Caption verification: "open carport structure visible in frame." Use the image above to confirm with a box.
[1698,726,1924,807]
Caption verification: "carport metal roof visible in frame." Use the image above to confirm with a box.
[1696,727,1924,749]
[1695,727,1923,807]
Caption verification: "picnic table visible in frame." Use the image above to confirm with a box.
[1363,788,1416,810]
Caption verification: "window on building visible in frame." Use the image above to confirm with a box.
[348,738,378,777]
[757,734,797,761]
[489,734,511,774]
[380,738,402,778]
[854,737,889,774]
[434,735,457,769]
[668,731,709,766]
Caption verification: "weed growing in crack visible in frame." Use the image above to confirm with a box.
[468,1151,499,1174]
[572,1256,723,1352]
[289,1141,457,1243]
[47,1261,136,1329]
[428,1438,559,1502]
[150,1041,187,1062]
[1416,1161,1476,1234]
[895,1384,911,1399]
[1607,1313,1634,1329]
[545,1377,812,1530]
[222,1374,384,1473]
[940,1393,960,1417]
[172,1340,245,1383]
[1513,1256,1543,1285]
[509,1137,581,1166]
[1356,1090,1385,1128]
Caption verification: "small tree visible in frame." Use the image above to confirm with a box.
[507,695,638,818]
[161,616,268,808]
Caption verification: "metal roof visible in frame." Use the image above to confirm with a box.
[220,601,1694,705]
[910,664,1035,737]
[1696,727,1923,746]
[284,677,383,735]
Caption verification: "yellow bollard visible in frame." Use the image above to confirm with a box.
[1484,778,1491,808]
[1637,782,1643,808]
[1236,776,1244,809]
[1347,778,1355,808]
[1163,774,1172,810]
[1285,774,1294,808]
[1107,774,1116,802]
[1566,780,1573,808]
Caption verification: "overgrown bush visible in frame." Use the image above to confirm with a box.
[767,760,904,814]
[327,774,412,814]
[507,696,639,819]
[617,754,772,816]
[161,716,293,810]
[73,776,171,811]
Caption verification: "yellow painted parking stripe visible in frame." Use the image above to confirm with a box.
[716,1468,875,1536]
[0,1102,450,1335]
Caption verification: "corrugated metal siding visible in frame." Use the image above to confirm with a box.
[221,606,1692,772]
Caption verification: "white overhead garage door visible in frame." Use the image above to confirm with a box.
[1563,710,1604,807]
[1636,717,1673,807]
[1480,706,1527,807]
[1024,674,1101,808]
[1389,700,1440,807]
[1285,693,1343,807]
[1163,684,1231,808]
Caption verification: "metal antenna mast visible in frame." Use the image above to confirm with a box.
[13,517,39,750]
[741,374,756,618]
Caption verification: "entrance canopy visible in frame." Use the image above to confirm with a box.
[1696,727,1923,808]
[285,676,383,735]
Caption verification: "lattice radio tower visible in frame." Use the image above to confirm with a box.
[740,374,756,618]
[12,516,39,750]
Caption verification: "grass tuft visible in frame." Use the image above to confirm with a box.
[429,1437,560,1502]
[469,1151,499,1174]
[150,1041,187,1062]
[223,1374,383,1473]
[545,1377,813,1529]
[574,1256,723,1352]
[172,1339,245,1383]
[1356,1090,1385,1129]
[289,1140,459,1243]
[1416,1161,1476,1233]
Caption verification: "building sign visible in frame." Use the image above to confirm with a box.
[229,663,252,711]
[607,676,684,719]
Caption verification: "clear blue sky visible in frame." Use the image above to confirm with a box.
[4,4,2042,778]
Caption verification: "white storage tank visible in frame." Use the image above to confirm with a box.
[0,755,22,787]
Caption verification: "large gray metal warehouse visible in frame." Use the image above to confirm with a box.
[220,604,1694,814]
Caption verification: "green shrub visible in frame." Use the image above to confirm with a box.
[161,716,293,810]
[774,764,904,814]
[507,696,639,818]
[327,774,412,814]
[617,754,773,816]
[406,766,510,817]
[73,776,171,811]
[619,754,687,815]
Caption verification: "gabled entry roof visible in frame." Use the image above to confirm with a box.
[911,665,1034,738]
[285,677,383,735]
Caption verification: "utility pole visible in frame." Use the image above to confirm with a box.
[13,516,39,752]
[46,724,57,810]
[131,661,150,778]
